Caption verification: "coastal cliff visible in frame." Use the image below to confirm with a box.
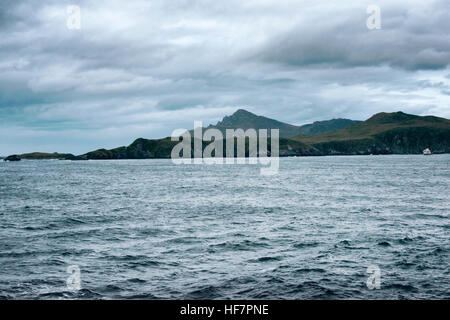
[7,110,449,160]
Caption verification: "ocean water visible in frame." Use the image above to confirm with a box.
[0,155,449,299]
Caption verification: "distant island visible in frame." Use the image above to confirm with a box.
[5,110,450,160]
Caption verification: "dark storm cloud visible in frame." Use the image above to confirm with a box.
[253,0,450,71]
[0,0,449,155]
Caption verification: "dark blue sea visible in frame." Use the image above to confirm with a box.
[0,155,449,299]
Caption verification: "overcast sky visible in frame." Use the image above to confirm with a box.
[1,0,450,155]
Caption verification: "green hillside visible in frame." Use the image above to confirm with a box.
[292,112,450,155]
[8,110,450,160]
[20,152,79,160]
[204,109,358,138]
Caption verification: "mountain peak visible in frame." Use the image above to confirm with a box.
[227,109,258,120]
[217,109,259,126]
[212,109,359,138]
[366,111,419,124]
[232,109,255,116]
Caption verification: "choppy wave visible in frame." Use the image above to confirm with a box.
[0,155,449,299]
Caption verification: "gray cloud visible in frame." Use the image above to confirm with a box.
[252,0,450,70]
[0,0,449,155]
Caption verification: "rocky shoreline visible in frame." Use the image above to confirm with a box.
[5,111,450,161]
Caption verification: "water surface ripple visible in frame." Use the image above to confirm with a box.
[0,155,449,299]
